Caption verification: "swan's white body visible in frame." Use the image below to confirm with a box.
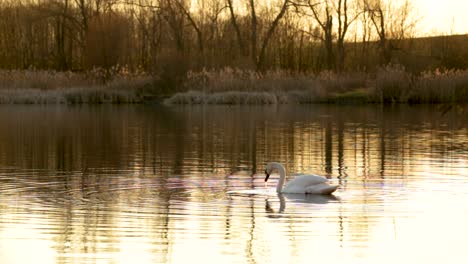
[265,162,338,195]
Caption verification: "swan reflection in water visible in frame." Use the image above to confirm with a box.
[265,193,339,218]
[227,189,339,218]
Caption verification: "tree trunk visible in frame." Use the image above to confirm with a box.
[257,0,289,71]
[248,0,258,67]
[227,0,247,56]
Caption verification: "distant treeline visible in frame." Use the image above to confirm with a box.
[1,0,466,75]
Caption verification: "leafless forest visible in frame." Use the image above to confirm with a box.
[0,0,467,103]
[3,0,466,71]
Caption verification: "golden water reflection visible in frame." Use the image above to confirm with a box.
[0,105,467,263]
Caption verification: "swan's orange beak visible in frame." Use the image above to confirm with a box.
[264,170,270,182]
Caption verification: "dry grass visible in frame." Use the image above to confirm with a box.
[0,69,153,104]
[164,90,331,104]
[167,67,367,104]
[166,66,468,105]
[369,64,411,103]
[183,68,321,92]
[408,69,468,103]
[0,67,467,104]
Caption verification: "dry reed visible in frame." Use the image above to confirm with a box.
[0,69,153,104]
[0,67,466,104]
[166,66,467,105]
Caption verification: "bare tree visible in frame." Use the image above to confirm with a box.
[173,0,204,53]
[160,0,186,53]
[363,0,416,65]
[248,0,258,66]
[363,0,389,63]
[227,0,247,56]
[335,0,360,71]
[297,0,335,70]
[248,0,291,70]
[358,0,374,69]
[295,0,360,71]
[0,0,425,74]
[257,0,290,70]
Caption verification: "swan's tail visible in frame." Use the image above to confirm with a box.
[304,183,339,194]
[318,184,339,195]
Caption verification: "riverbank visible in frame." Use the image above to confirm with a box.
[0,69,158,103]
[166,66,468,105]
[1,66,467,104]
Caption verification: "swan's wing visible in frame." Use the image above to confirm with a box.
[281,175,329,193]
[288,174,328,186]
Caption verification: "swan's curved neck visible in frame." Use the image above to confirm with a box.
[273,163,286,193]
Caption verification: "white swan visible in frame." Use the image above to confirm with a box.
[264,162,339,194]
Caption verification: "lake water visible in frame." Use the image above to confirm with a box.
[0,105,467,264]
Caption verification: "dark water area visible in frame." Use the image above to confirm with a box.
[0,105,467,263]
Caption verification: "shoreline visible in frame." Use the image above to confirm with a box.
[0,89,464,106]
[0,67,467,105]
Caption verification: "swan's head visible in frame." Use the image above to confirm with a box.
[265,162,281,182]
[264,169,270,182]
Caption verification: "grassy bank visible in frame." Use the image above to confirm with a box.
[0,66,467,104]
[166,66,468,105]
[0,69,154,103]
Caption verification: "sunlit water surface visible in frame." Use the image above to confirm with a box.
[0,105,467,264]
